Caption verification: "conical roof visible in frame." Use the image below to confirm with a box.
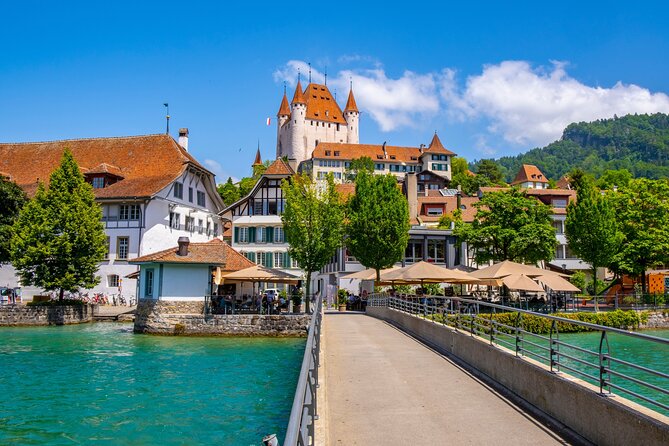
[425,133,455,155]
[344,88,358,113]
[291,80,306,105]
[277,92,291,116]
[253,148,262,166]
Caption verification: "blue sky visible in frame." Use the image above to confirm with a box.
[3,1,669,182]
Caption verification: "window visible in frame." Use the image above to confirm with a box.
[552,199,568,209]
[170,212,180,229]
[268,200,278,215]
[185,216,194,232]
[555,245,565,259]
[404,241,424,264]
[92,177,105,189]
[197,191,206,207]
[565,244,578,259]
[427,239,445,263]
[188,187,193,203]
[145,269,154,297]
[206,221,211,235]
[325,150,331,156]
[198,219,203,234]
[333,172,342,180]
[374,163,385,170]
[274,227,284,243]
[103,237,110,260]
[255,251,263,265]
[426,207,443,216]
[253,200,263,215]
[117,237,129,260]
[239,227,249,243]
[213,223,219,237]
[245,252,256,263]
[552,220,564,234]
[432,155,439,160]
[291,257,299,268]
[174,182,183,199]
[274,252,284,268]
[334,151,340,156]
[108,274,119,287]
[120,205,140,220]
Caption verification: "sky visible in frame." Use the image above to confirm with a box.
[2,1,669,182]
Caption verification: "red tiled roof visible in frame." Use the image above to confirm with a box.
[313,142,423,163]
[556,175,571,189]
[264,158,294,176]
[344,88,358,113]
[0,134,207,199]
[84,162,124,177]
[304,83,346,124]
[424,133,456,156]
[512,164,549,185]
[524,188,576,197]
[418,195,479,223]
[131,239,254,270]
[336,183,355,201]
[277,92,291,117]
[292,80,306,104]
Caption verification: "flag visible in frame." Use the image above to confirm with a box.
[266,117,271,126]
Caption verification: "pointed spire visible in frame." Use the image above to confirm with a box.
[253,146,262,166]
[277,90,291,116]
[428,132,445,151]
[344,87,359,113]
[291,79,306,105]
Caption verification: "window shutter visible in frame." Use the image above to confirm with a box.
[267,227,274,243]
[249,227,256,243]
[265,252,273,268]
[234,227,239,243]
[284,252,289,268]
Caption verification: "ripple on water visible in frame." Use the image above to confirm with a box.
[0,323,304,445]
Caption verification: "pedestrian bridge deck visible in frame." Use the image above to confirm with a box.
[321,311,571,445]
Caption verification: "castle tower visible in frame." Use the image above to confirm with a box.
[276,90,291,158]
[289,80,307,162]
[344,87,359,144]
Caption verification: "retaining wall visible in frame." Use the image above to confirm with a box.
[0,304,95,326]
[134,299,311,336]
[367,306,669,446]
[641,310,669,329]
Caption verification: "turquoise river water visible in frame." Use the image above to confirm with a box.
[0,323,305,445]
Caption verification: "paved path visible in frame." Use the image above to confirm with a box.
[322,312,570,445]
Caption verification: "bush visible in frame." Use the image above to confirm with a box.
[337,289,348,306]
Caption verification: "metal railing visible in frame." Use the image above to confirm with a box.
[368,294,669,416]
[282,296,322,446]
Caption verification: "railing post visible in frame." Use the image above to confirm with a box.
[515,312,523,357]
[549,320,558,372]
[598,330,611,395]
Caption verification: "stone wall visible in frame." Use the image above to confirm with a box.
[640,310,669,329]
[0,304,95,326]
[134,299,311,336]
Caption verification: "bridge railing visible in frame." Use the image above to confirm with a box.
[282,295,322,446]
[368,294,669,416]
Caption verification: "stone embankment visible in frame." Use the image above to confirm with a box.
[0,304,95,326]
[640,310,669,329]
[134,299,311,336]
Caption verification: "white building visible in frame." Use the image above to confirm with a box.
[276,80,359,166]
[0,132,224,300]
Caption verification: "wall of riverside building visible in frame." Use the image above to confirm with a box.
[366,306,669,446]
[0,304,95,325]
[134,299,310,336]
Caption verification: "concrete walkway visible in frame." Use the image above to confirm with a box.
[322,312,570,445]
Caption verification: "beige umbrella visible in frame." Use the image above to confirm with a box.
[222,265,300,284]
[380,261,480,284]
[536,274,581,292]
[470,260,568,279]
[341,266,400,281]
[501,274,545,292]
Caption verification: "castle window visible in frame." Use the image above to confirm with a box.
[328,123,331,128]
[324,150,330,156]
[336,124,340,131]
[311,121,313,126]
[376,155,383,160]
[334,151,340,156]
[390,155,396,160]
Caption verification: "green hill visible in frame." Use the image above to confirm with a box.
[490,113,669,182]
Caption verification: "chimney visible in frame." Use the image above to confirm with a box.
[406,173,418,221]
[382,141,388,159]
[177,237,190,256]
[419,144,425,154]
[178,128,189,152]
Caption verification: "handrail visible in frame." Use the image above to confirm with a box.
[282,296,322,446]
[368,294,669,415]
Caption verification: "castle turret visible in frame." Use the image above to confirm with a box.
[344,87,359,144]
[276,90,291,158]
[289,80,307,163]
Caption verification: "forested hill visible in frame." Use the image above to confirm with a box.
[493,113,669,182]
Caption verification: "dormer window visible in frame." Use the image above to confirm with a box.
[92,177,105,189]
[390,155,396,160]
[325,150,331,156]
[376,155,383,160]
[334,151,340,156]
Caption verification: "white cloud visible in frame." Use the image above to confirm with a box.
[274,59,669,147]
[203,159,238,184]
[450,60,669,146]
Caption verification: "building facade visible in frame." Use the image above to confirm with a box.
[0,133,224,299]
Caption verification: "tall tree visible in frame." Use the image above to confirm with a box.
[456,189,556,264]
[475,159,504,184]
[0,175,27,264]
[282,173,344,312]
[612,178,669,294]
[217,177,241,206]
[347,172,410,281]
[565,181,622,310]
[596,169,632,191]
[11,150,107,301]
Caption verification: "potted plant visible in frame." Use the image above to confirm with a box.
[291,288,303,313]
[337,288,348,312]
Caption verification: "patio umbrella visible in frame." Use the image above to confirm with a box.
[470,260,568,279]
[501,274,544,292]
[380,261,480,285]
[341,266,400,281]
[222,265,301,284]
[535,274,581,292]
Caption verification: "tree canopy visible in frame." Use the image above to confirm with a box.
[281,173,344,311]
[11,150,107,300]
[217,177,241,207]
[346,171,410,281]
[345,156,374,182]
[0,176,27,264]
[455,189,556,264]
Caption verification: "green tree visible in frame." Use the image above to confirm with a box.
[450,156,494,195]
[11,150,107,301]
[475,159,504,184]
[345,156,374,181]
[347,172,410,281]
[282,173,344,312]
[596,169,632,190]
[612,178,669,294]
[217,177,241,206]
[456,189,556,264]
[238,176,257,198]
[569,271,586,294]
[0,175,27,264]
[565,181,622,310]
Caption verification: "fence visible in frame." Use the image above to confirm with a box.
[368,294,669,416]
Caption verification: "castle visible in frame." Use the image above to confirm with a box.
[276,80,359,165]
